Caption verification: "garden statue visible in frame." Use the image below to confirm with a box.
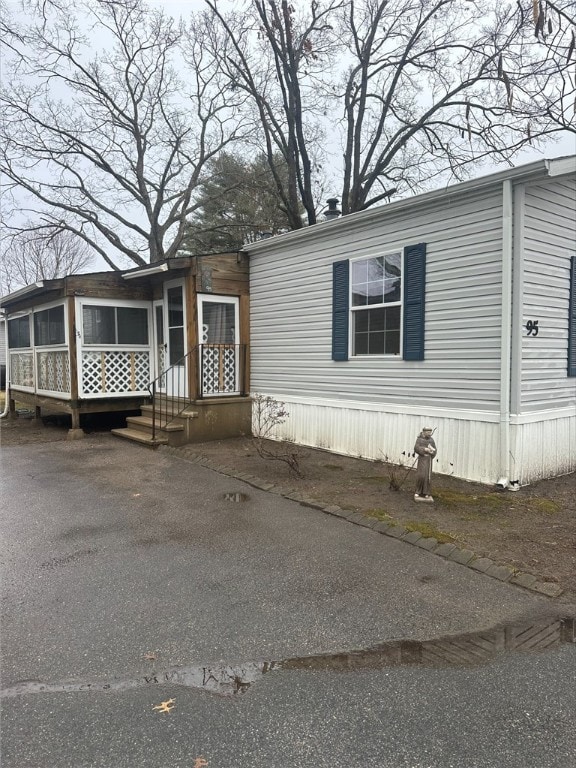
[414,427,436,502]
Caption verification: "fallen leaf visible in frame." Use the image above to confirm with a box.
[152,698,175,714]
[143,652,157,661]
[193,759,209,768]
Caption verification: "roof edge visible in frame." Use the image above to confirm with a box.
[122,262,169,279]
[244,156,575,253]
[547,156,576,176]
[1,281,48,305]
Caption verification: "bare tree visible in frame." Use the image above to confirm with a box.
[0,0,245,268]
[528,0,576,135]
[206,0,574,221]
[205,0,342,228]
[1,225,94,294]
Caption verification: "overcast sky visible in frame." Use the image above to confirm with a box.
[2,0,575,276]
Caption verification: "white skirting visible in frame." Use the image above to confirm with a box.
[254,395,575,485]
[511,410,576,485]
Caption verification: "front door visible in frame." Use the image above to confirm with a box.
[198,295,240,396]
[158,280,186,398]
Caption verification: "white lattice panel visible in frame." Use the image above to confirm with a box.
[157,345,167,388]
[81,350,150,395]
[37,351,70,393]
[202,346,237,395]
[10,352,34,388]
[222,347,236,392]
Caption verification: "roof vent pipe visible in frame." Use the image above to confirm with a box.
[323,198,341,220]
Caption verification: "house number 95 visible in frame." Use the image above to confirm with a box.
[526,320,539,336]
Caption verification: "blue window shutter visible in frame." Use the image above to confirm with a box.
[569,256,576,377]
[403,243,427,361]
[332,259,349,361]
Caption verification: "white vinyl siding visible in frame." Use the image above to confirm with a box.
[522,176,576,412]
[250,187,504,412]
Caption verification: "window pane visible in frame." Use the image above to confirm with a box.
[354,310,369,333]
[353,307,400,355]
[34,307,64,346]
[366,286,384,305]
[155,306,164,345]
[354,332,368,355]
[169,327,185,364]
[384,278,401,303]
[386,306,401,330]
[48,306,65,345]
[351,286,368,307]
[368,331,385,355]
[351,260,368,284]
[385,330,400,354]
[368,308,385,331]
[167,287,184,327]
[368,256,385,281]
[34,309,50,346]
[117,307,148,344]
[8,317,30,348]
[385,253,401,279]
[202,302,235,344]
[83,306,115,344]
[352,256,391,306]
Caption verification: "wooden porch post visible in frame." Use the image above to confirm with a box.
[67,296,84,439]
[239,294,250,396]
[185,270,199,401]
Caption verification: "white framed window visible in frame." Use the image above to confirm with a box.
[8,314,32,349]
[33,304,65,346]
[82,303,149,346]
[350,252,402,356]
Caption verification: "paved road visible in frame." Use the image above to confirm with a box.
[1,645,575,768]
[1,435,574,767]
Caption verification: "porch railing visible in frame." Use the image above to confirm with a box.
[149,344,248,442]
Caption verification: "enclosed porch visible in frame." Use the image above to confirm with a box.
[2,255,251,443]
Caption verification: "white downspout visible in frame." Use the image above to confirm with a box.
[498,180,514,487]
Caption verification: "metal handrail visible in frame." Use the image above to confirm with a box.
[148,343,248,442]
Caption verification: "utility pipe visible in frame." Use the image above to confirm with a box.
[497,179,514,487]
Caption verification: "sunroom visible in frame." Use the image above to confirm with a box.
[2,255,251,443]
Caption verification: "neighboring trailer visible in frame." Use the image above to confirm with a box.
[245,157,576,485]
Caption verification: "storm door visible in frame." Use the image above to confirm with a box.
[198,295,239,396]
[161,281,187,398]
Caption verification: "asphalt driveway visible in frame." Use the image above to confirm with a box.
[1,433,561,687]
[2,434,576,768]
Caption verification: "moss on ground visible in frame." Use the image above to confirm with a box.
[365,509,393,521]
[434,487,562,515]
[527,498,560,514]
[404,521,458,544]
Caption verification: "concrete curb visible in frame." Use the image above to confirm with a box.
[161,446,565,599]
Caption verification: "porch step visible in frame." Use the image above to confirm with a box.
[126,415,185,434]
[110,427,168,446]
[140,405,199,420]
